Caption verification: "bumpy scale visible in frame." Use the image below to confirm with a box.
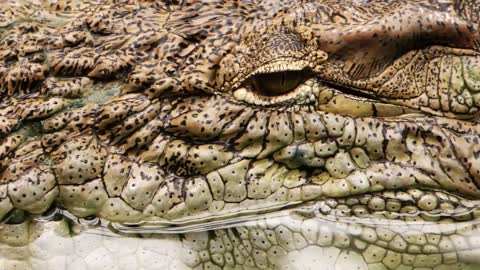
[1,0,480,269]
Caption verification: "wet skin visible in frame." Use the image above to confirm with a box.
[1,0,480,269]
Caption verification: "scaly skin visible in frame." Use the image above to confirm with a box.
[1,0,480,269]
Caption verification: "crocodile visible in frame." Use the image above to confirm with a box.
[1,0,480,269]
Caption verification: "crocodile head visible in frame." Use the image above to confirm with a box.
[1,0,480,269]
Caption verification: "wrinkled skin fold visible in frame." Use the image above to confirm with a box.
[1,0,480,269]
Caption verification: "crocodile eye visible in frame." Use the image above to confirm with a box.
[232,68,316,106]
[249,70,305,96]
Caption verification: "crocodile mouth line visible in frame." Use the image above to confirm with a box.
[15,186,477,235]
[117,191,480,234]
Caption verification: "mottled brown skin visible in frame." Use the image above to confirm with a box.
[1,0,480,269]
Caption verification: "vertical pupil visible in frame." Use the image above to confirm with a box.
[252,70,304,96]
